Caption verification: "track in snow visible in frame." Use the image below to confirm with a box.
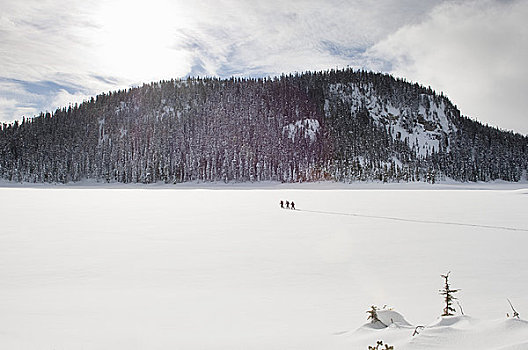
[297,209,528,232]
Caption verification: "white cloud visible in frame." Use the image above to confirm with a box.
[0,0,96,81]
[367,0,528,134]
[1,0,526,135]
[48,89,92,112]
[171,0,440,77]
[0,0,439,83]
[0,96,38,123]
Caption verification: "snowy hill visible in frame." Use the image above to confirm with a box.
[1,68,527,184]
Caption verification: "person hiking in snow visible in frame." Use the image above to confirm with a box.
[285,200,290,209]
[280,200,284,208]
[290,201,295,210]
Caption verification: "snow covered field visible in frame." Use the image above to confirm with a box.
[1,183,527,349]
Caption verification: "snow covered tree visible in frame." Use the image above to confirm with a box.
[439,271,460,316]
[366,305,388,328]
[367,305,380,323]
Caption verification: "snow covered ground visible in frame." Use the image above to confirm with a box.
[1,182,527,349]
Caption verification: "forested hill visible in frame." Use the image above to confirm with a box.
[1,69,527,184]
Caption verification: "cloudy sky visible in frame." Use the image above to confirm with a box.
[1,0,526,134]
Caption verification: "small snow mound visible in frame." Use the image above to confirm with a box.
[360,320,388,330]
[378,310,413,327]
[497,318,528,331]
[359,310,413,330]
[429,315,473,328]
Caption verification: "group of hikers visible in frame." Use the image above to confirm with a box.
[279,200,296,210]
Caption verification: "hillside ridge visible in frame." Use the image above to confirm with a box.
[1,68,526,183]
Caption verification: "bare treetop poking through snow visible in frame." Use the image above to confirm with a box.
[440,271,461,317]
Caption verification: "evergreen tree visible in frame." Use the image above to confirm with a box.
[439,271,460,316]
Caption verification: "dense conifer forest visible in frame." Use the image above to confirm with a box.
[0,68,526,183]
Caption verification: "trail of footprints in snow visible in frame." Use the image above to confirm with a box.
[297,209,528,232]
